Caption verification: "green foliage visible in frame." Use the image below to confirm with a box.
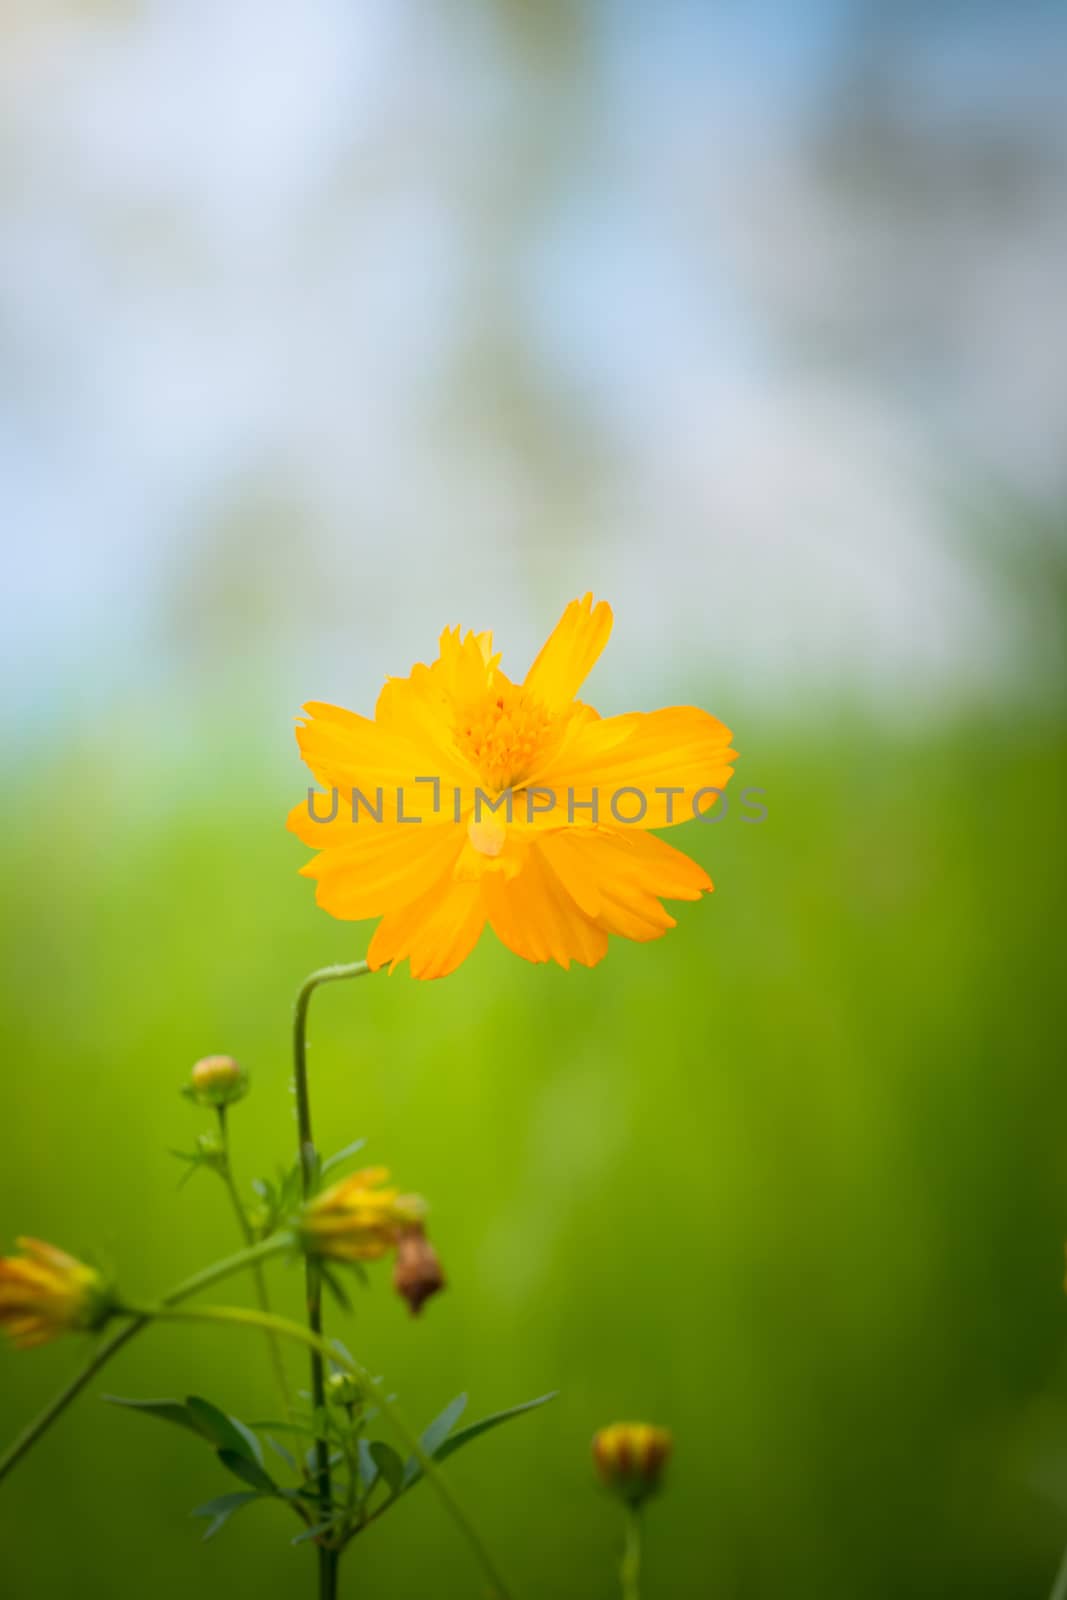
[169,1133,227,1187]
[247,1163,305,1239]
[105,1383,555,1549]
[321,1139,368,1178]
[247,1139,369,1239]
[190,1491,262,1542]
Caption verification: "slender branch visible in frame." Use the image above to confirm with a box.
[216,1105,293,1418]
[291,959,371,1600]
[0,1320,144,1487]
[621,1504,642,1600]
[140,1302,514,1599]
[0,1233,293,1487]
[159,1234,294,1304]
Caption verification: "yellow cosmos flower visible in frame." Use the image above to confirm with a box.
[0,1238,111,1350]
[299,1167,427,1264]
[592,1421,673,1502]
[288,593,736,978]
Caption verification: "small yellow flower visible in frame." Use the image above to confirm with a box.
[592,1422,673,1503]
[298,1168,426,1264]
[185,1054,249,1108]
[0,1238,112,1350]
[289,594,736,978]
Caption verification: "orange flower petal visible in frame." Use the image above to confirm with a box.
[368,873,487,980]
[290,704,444,829]
[537,827,711,936]
[483,846,608,970]
[305,824,465,921]
[529,705,736,828]
[523,593,613,712]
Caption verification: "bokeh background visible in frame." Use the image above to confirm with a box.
[2,1,1067,1595]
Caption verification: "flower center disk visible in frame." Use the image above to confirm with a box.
[455,682,551,792]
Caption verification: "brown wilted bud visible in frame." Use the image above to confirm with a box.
[392,1223,445,1316]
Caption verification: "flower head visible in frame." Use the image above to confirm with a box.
[184,1054,248,1109]
[289,594,736,978]
[592,1422,673,1504]
[299,1167,427,1264]
[0,1238,113,1350]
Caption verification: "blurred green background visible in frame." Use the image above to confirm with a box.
[3,1,1067,1596]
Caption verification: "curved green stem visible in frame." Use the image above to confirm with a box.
[216,1105,293,1418]
[0,1233,293,1487]
[140,1301,513,1599]
[292,962,371,1190]
[292,960,371,1600]
[621,1504,642,1600]
[1049,1533,1067,1600]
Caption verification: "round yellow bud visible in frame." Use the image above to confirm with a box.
[592,1422,672,1504]
[185,1055,249,1109]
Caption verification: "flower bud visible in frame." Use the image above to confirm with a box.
[392,1224,446,1316]
[327,1371,362,1408]
[299,1168,426,1264]
[0,1238,115,1350]
[184,1054,248,1109]
[592,1422,672,1504]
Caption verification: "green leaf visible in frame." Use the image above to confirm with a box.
[186,1396,263,1465]
[402,1394,467,1487]
[102,1395,204,1438]
[369,1440,404,1495]
[191,1490,262,1541]
[321,1138,367,1177]
[246,1418,316,1439]
[228,1416,266,1465]
[266,1434,297,1473]
[280,1163,304,1209]
[357,1437,378,1492]
[217,1448,278,1494]
[407,1392,557,1489]
[319,1263,353,1313]
[291,1519,334,1546]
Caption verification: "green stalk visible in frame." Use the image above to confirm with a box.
[621,1504,642,1600]
[216,1104,293,1418]
[291,960,371,1600]
[140,1301,513,1599]
[0,1233,292,1486]
[1049,1535,1067,1600]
